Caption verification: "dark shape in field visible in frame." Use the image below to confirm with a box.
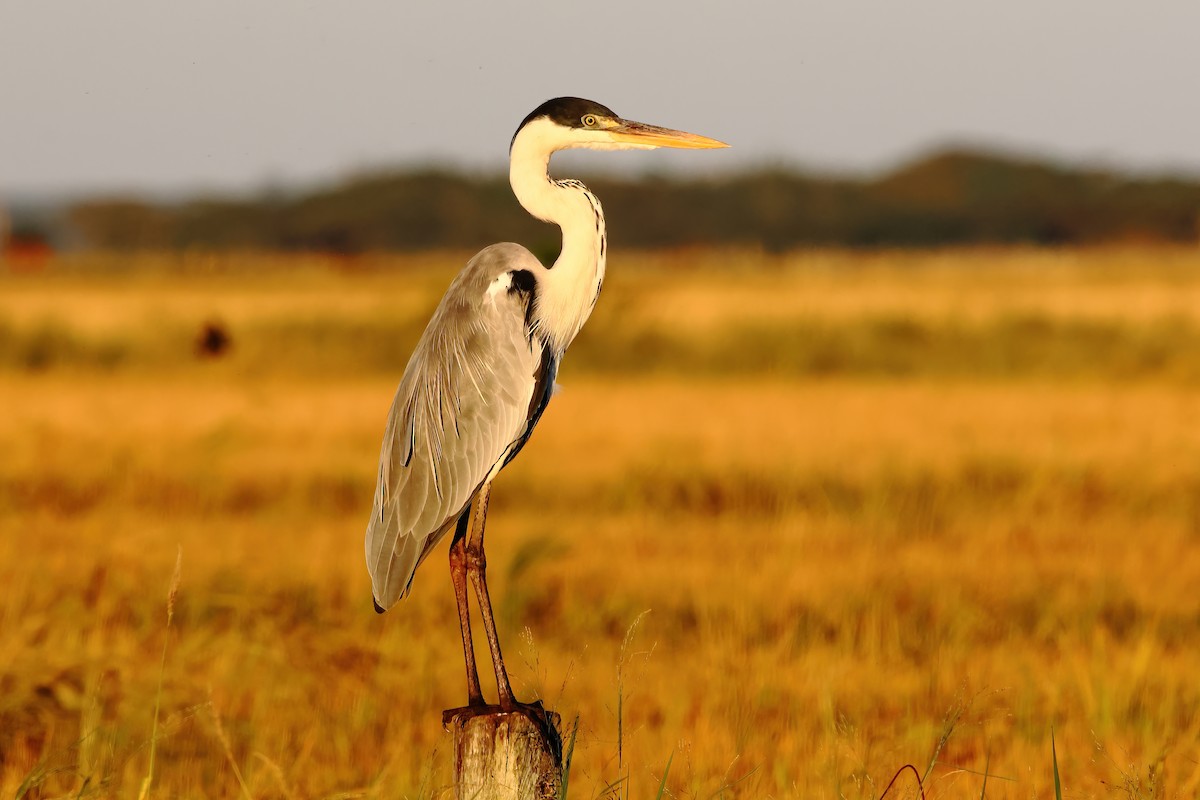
[195,320,231,358]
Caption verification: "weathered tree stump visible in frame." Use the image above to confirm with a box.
[443,705,563,799]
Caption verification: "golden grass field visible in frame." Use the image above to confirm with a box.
[2,247,1199,798]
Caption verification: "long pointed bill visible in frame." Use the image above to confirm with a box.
[608,119,729,149]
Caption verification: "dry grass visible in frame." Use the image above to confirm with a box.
[2,247,1199,798]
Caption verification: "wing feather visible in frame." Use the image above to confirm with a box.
[365,244,550,610]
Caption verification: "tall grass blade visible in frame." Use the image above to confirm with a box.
[617,680,623,775]
[654,751,674,800]
[1051,728,1063,800]
[597,775,628,797]
[209,699,254,800]
[979,751,990,799]
[137,546,182,800]
[879,765,926,800]
[558,715,579,800]
[922,701,963,784]
[616,610,650,773]
[15,765,47,800]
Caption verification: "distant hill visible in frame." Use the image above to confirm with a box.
[59,149,1200,251]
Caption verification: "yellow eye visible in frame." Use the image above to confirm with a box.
[582,114,598,128]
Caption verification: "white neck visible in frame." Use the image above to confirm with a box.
[509,120,607,355]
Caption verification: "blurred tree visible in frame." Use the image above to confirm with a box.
[63,149,1200,252]
[69,199,173,249]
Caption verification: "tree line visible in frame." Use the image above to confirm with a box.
[65,148,1200,252]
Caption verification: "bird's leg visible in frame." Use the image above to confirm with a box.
[449,509,485,707]
[459,481,561,750]
[463,481,521,710]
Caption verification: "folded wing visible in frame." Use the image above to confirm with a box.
[365,243,552,610]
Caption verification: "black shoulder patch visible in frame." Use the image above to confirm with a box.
[508,269,536,295]
[507,269,538,330]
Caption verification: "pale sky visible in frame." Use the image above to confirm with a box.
[2,0,1199,197]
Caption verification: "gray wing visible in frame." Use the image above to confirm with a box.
[365,243,554,611]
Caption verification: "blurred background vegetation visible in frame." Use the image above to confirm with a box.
[4,147,1198,257]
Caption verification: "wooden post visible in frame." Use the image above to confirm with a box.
[443,705,563,799]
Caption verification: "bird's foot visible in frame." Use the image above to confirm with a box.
[442,698,562,750]
[503,697,561,742]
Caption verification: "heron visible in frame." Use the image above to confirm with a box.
[365,97,726,720]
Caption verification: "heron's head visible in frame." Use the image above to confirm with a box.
[510,97,728,156]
